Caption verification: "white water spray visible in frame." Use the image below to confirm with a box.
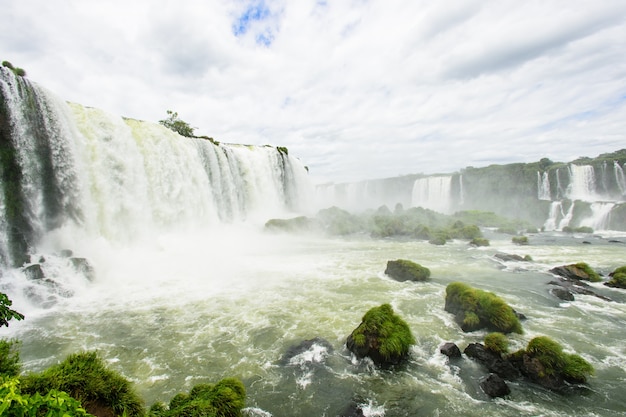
[537,171,551,200]
[411,176,452,214]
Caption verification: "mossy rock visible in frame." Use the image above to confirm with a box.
[605,266,626,289]
[346,304,415,366]
[469,237,490,247]
[484,332,508,355]
[512,236,529,245]
[150,378,246,417]
[549,262,601,282]
[444,282,523,334]
[384,259,430,282]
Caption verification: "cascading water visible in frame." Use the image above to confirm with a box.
[615,161,626,196]
[0,67,313,269]
[566,164,596,201]
[580,202,616,231]
[411,176,452,214]
[537,171,551,200]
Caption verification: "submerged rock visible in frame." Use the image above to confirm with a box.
[494,252,531,262]
[280,337,334,366]
[384,259,430,282]
[549,262,601,282]
[464,343,520,380]
[549,287,575,301]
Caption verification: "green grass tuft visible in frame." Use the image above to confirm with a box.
[484,332,508,354]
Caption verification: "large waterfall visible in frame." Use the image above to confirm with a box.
[0,67,312,269]
[411,176,453,214]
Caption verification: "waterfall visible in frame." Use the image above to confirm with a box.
[615,161,626,197]
[566,164,596,201]
[0,68,312,268]
[537,171,551,200]
[458,174,465,205]
[580,202,615,231]
[558,201,575,230]
[411,176,452,214]
[543,201,563,231]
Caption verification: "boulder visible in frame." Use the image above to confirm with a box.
[346,304,415,366]
[23,263,45,280]
[480,373,510,398]
[70,257,96,281]
[549,262,600,282]
[549,287,575,301]
[384,259,430,282]
[464,343,520,380]
[440,342,462,359]
[494,252,530,262]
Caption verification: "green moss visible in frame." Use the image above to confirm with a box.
[573,262,601,282]
[154,378,246,417]
[606,266,626,288]
[277,146,288,155]
[484,332,508,355]
[0,339,21,377]
[429,234,447,245]
[512,236,529,245]
[350,304,415,360]
[469,237,490,246]
[384,259,430,282]
[20,351,144,417]
[445,282,523,334]
[523,336,593,383]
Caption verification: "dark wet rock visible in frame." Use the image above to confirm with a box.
[70,257,96,281]
[549,263,600,282]
[608,240,624,244]
[464,343,520,380]
[338,400,365,417]
[280,337,334,365]
[548,278,612,302]
[440,342,462,359]
[550,287,575,301]
[480,373,510,398]
[59,249,73,257]
[508,353,567,392]
[582,241,592,244]
[23,263,45,280]
[384,259,430,282]
[494,252,530,262]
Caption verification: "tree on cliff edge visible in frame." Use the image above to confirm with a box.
[159,110,195,137]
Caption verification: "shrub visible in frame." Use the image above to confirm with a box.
[347,304,415,364]
[384,259,430,282]
[0,292,25,328]
[150,378,246,417]
[1,376,94,416]
[484,332,508,355]
[524,336,593,383]
[0,339,21,377]
[277,146,288,155]
[20,351,144,417]
[445,282,523,334]
[512,236,529,245]
[159,110,195,137]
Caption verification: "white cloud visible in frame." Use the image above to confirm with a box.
[2,0,625,183]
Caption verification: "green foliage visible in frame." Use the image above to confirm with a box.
[428,234,447,245]
[276,146,288,155]
[484,332,508,355]
[453,210,533,230]
[21,351,144,416]
[524,336,594,383]
[0,293,24,328]
[159,110,195,137]
[562,226,594,233]
[0,339,21,377]
[384,259,430,282]
[150,378,245,417]
[512,236,529,245]
[1,376,94,416]
[606,266,626,288]
[445,282,523,334]
[351,304,415,360]
[469,237,490,246]
[1,61,26,77]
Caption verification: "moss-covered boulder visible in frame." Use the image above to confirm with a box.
[149,378,246,417]
[605,265,626,289]
[509,336,594,391]
[346,304,415,366]
[384,259,430,282]
[444,282,523,334]
[549,262,601,282]
[469,237,490,247]
[512,235,529,245]
[20,351,144,417]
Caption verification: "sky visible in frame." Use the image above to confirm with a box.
[2,0,626,184]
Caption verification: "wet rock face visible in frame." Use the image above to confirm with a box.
[480,373,510,398]
[440,342,462,359]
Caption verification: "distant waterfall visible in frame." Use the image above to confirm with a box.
[537,171,551,200]
[580,202,615,231]
[411,176,452,214]
[0,67,312,267]
[615,161,626,196]
[566,164,596,201]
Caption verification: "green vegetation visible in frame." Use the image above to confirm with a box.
[484,332,508,355]
[0,339,21,377]
[384,259,430,282]
[469,237,490,247]
[606,265,626,288]
[0,376,94,416]
[445,282,523,334]
[276,146,288,155]
[573,262,601,282]
[521,336,594,383]
[21,351,144,416]
[0,293,24,328]
[265,216,316,232]
[148,378,245,417]
[348,304,415,363]
[1,61,26,77]
[512,236,529,245]
[562,226,594,233]
[159,110,195,137]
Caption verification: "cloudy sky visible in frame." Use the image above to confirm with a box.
[2,0,626,183]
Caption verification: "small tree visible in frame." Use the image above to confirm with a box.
[159,110,195,137]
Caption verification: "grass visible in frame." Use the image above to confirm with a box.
[573,262,601,282]
[445,282,523,334]
[524,336,593,383]
[484,332,508,355]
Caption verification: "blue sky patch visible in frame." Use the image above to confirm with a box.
[233,1,272,39]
